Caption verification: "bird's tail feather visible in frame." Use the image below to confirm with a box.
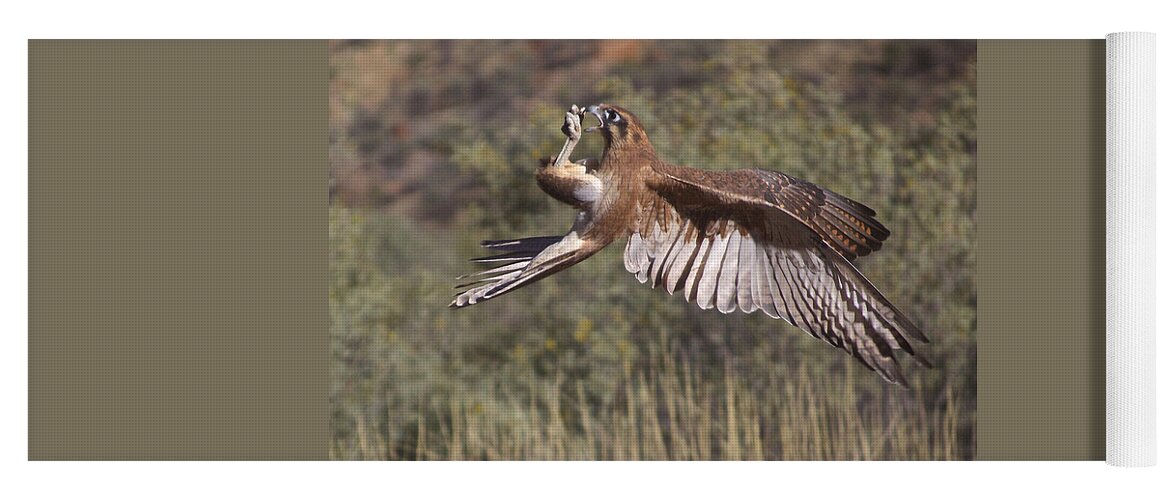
[480,236,563,253]
[450,235,588,308]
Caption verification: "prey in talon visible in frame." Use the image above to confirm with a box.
[451,103,929,387]
[536,106,603,209]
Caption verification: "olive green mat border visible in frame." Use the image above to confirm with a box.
[29,40,329,459]
[976,39,1106,460]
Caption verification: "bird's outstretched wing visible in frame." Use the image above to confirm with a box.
[652,163,890,261]
[451,213,605,308]
[629,165,928,385]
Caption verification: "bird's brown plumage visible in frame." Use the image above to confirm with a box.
[452,104,929,386]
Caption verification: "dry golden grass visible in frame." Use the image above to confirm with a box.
[331,347,966,461]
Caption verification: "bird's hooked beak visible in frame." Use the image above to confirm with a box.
[585,105,606,132]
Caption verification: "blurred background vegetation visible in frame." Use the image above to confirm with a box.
[329,40,976,460]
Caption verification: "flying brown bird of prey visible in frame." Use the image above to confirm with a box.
[452,104,929,385]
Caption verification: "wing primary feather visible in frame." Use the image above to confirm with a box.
[753,245,779,319]
[624,233,647,274]
[665,232,701,295]
[684,237,714,304]
[636,224,661,284]
[829,252,929,343]
[652,223,685,289]
[735,233,758,313]
[695,233,728,310]
[642,221,668,286]
[773,248,822,338]
[763,249,796,323]
[716,230,742,314]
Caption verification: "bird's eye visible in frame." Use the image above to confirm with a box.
[604,109,622,123]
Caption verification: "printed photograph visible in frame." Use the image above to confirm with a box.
[329,40,976,460]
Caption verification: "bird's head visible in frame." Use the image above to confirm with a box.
[585,104,651,152]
